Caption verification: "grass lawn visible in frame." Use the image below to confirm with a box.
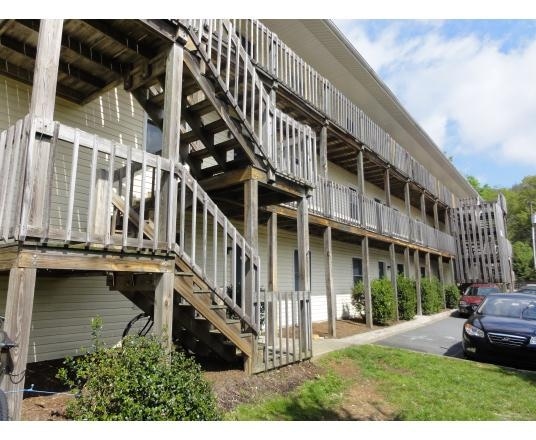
[226,345,536,421]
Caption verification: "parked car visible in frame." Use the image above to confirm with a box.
[458,283,501,317]
[462,293,536,367]
[517,284,536,294]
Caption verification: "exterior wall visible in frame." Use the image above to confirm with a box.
[0,276,141,363]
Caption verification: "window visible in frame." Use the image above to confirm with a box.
[378,261,385,279]
[145,118,162,154]
[397,264,404,275]
[352,258,363,285]
[294,250,312,291]
[420,267,426,278]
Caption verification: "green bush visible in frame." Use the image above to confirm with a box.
[370,278,396,325]
[351,279,396,325]
[444,284,460,309]
[397,275,417,320]
[58,318,220,421]
[421,277,443,315]
[351,280,365,318]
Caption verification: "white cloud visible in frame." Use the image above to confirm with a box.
[336,20,536,166]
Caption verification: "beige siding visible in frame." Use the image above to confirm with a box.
[0,276,141,363]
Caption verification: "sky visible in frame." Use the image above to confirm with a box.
[334,19,536,189]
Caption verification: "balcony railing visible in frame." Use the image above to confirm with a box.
[230,19,454,207]
[291,177,456,255]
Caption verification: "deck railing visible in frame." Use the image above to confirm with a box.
[292,177,456,254]
[181,19,318,186]
[229,19,454,206]
[256,290,312,372]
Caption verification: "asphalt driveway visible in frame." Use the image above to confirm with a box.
[376,312,466,358]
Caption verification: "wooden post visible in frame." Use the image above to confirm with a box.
[420,192,426,224]
[323,226,336,337]
[414,249,422,315]
[390,243,399,320]
[362,236,373,328]
[26,19,63,230]
[357,149,365,194]
[93,169,109,239]
[425,252,432,279]
[404,181,411,216]
[267,212,278,291]
[244,179,258,316]
[384,167,391,207]
[297,195,310,292]
[433,201,440,230]
[0,267,37,420]
[319,124,328,178]
[154,271,175,351]
[404,247,411,278]
[438,255,446,308]
[445,209,451,235]
[449,258,456,285]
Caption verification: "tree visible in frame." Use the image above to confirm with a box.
[512,241,536,282]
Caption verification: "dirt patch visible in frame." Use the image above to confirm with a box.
[325,358,396,421]
[312,318,372,339]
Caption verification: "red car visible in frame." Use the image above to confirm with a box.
[458,284,501,317]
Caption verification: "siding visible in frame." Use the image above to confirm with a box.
[0,276,141,363]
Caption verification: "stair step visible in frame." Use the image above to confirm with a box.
[203,118,227,134]
[176,271,194,277]
[209,305,227,310]
[192,289,212,294]
[188,99,214,116]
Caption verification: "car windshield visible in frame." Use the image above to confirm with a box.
[465,286,500,296]
[479,297,536,320]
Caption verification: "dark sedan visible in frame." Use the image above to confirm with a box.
[462,293,536,368]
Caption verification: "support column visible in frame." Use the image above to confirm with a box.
[425,252,432,279]
[357,149,365,194]
[244,179,258,316]
[404,181,411,216]
[26,19,63,230]
[433,201,440,230]
[420,192,427,224]
[297,196,310,292]
[445,209,451,235]
[449,258,456,285]
[414,250,422,315]
[160,42,184,247]
[319,124,328,179]
[404,247,411,278]
[389,243,399,321]
[384,167,391,207]
[267,213,278,292]
[362,236,373,328]
[323,227,336,337]
[154,271,175,351]
[0,267,37,420]
[438,255,446,308]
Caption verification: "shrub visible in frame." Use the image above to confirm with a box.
[421,277,443,315]
[370,278,396,325]
[351,280,365,318]
[351,279,396,325]
[58,318,220,421]
[444,284,460,309]
[397,275,417,320]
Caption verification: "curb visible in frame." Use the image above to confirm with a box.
[312,309,455,359]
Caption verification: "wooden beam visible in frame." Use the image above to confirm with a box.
[154,272,175,351]
[414,249,422,315]
[0,35,106,89]
[0,267,37,420]
[404,246,411,278]
[162,43,183,164]
[420,191,426,224]
[438,255,446,308]
[389,243,399,321]
[267,212,278,291]
[297,196,310,291]
[384,167,391,207]
[404,181,411,216]
[83,19,156,59]
[433,201,440,230]
[25,20,63,238]
[357,149,365,195]
[244,179,258,318]
[425,252,432,279]
[17,19,125,75]
[324,226,336,337]
[319,124,328,178]
[362,236,373,328]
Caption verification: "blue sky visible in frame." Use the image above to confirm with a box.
[335,20,536,188]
